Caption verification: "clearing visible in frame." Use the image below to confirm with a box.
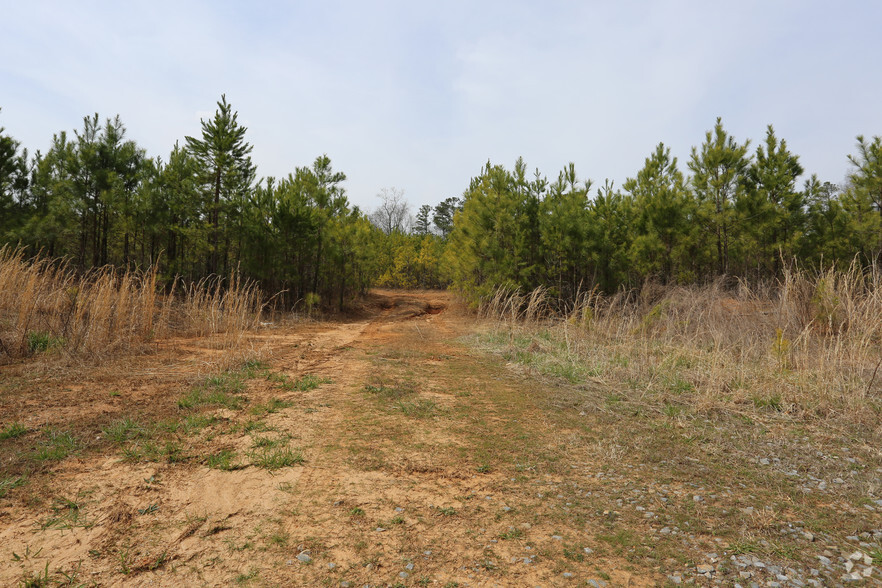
[0,290,880,587]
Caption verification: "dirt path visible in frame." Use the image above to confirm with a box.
[11,289,876,586]
[2,290,656,586]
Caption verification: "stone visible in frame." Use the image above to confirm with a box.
[405,563,414,571]
[552,535,563,541]
[296,553,312,564]
[697,564,714,574]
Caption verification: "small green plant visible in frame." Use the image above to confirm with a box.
[235,568,260,584]
[390,516,405,525]
[102,418,147,444]
[284,374,331,392]
[27,331,64,353]
[33,429,78,461]
[250,398,294,416]
[206,449,239,470]
[436,506,456,516]
[771,328,791,369]
[0,422,27,440]
[0,475,26,498]
[752,393,784,412]
[41,495,92,530]
[349,507,365,516]
[476,463,491,473]
[250,446,303,470]
[499,527,523,540]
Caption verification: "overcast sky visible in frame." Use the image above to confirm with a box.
[2,1,880,212]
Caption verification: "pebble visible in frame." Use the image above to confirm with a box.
[405,563,414,571]
[296,553,312,564]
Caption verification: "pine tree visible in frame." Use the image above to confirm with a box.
[846,135,882,263]
[688,118,751,276]
[185,95,256,275]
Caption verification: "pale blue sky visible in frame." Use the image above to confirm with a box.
[2,1,880,211]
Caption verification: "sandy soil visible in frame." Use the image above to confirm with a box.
[0,290,659,587]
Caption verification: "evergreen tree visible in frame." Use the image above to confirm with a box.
[622,143,694,280]
[432,196,462,238]
[688,118,751,276]
[0,110,29,239]
[185,94,256,275]
[414,204,432,235]
[846,135,882,263]
[739,126,804,276]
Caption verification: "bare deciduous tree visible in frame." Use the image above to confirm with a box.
[370,186,411,234]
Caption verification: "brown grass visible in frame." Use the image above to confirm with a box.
[0,246,264,363]
[477,264,882,428]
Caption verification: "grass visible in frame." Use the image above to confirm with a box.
[102,418,148,444]
[206,449,240,470]
[32,429,78,461]
[0,245,263,363]
[282,374,332,392]
[249,446,304,470]
[0,421,27,440]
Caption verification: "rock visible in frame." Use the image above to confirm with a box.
[399,571,409,579]
[552,535,563,541]
[666,576,682,585]
[296,553,312,564]
[395,507,404,512]
[697,564,715,574]
[563,572,574,578]
[849,551,864,561]
[405,563,414,571]
[802,531,814,541]
[375,527,386,532]
[845,560,854,573]
[583,547,594,555]
[328,562,336,570]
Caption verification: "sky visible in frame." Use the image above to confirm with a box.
[2,1,881,213]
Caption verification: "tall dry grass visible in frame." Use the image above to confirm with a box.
[478,264,882,425]
[0,246,264,363]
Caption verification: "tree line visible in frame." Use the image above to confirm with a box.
[443,119,882,300]
[2,99,881,306]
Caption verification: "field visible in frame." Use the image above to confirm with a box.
[1,283,881,587]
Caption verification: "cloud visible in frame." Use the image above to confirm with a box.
[2,1,880,211]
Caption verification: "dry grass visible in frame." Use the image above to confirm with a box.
[478,264,882,429]
[0,246,264,363]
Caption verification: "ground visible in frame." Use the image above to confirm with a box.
[0,290,880,587]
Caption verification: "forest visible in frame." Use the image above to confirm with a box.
[1,95,881,307]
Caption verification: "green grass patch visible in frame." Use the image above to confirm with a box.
[32,429,79,461]
[0,422,27,440]
[27,331,65,353]
[250,398,294,417]
[0,476,27,498]
[283,374,331,392]
[102,418,148,444]
[250,446,303,470]
[206,449,240,470]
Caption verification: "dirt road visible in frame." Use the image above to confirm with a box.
[2,290,657,586]
[7,289,875,587]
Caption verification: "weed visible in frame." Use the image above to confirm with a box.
[283,374,331,392]
[476,463,491,473]
[436,506,457,517]
[499,527,523,540]
[396,398,437,418]
[19,562,50,587]
[27,331,64,353]
[102,418,148,444]
[249,446,303,470]
[32,429,78,461]
[391,516,405,525]
[206,449,239,470]
[349,507,365,516]
[250,397,294,416]
[0,422,27,440]
[235,567,259,583]
[0,475,26,498]
[41,495,92,530]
